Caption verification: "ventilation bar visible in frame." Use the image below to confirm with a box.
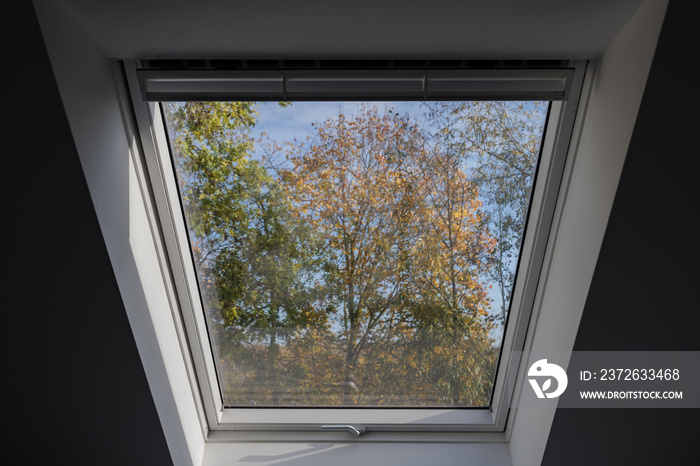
[135,67,574,102]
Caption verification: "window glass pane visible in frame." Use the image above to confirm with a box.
[161,101,548,407]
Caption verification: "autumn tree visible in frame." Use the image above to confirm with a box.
[280,105,497,405]
[424,101,548,322]
[403,137,498,405]
[279,105,425,400]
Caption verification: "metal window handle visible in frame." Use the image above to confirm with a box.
[321,425,366,437]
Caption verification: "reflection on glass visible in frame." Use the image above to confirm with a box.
[162,101,548,407]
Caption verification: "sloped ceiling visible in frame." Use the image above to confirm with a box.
[52,0,645,59]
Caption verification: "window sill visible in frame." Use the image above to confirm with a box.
[202,439,512,466]
[206,429,507,443]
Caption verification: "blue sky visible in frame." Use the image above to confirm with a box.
[250,101,427,167]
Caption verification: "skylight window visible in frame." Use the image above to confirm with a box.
[125,60,585,431]
[161,99,547,408]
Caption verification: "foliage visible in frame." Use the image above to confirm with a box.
[163,100,545,407]
[424,101,548,320]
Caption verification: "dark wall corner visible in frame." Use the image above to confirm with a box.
[3,3,173,464]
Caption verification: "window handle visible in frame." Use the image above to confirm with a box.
[321,425,366,437]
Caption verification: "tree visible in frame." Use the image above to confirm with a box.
[424,101,548,322]
[280,104,497,405]
[162,101,319,405]
[163,101,262,289]
[279,105,424,401]
[405,137,498,405]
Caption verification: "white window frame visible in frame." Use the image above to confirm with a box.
[120,59,586,436]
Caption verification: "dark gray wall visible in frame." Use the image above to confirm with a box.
[4,1,696,464]
[542,1,700,464]
[4,2,173,464]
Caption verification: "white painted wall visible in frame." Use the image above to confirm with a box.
[506,1,668,464]
[33,2,207,465]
